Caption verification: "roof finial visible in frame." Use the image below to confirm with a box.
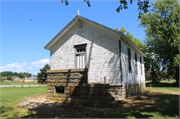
[78,9,79,16]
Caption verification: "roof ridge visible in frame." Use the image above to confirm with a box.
[44,15,145,57]
[77,16,145,56]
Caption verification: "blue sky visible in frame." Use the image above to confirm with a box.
[0,0,147,75]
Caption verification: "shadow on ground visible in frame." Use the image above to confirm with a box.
[21,103,105,118]
[1,106,15,117]
[19,90,179,118]
[146,82,179,88]
[107,91,179,118]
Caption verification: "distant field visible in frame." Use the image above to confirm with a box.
[0,81,38,85]
[146,80,179,92]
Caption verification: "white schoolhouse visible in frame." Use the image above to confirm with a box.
[45,15,146,104]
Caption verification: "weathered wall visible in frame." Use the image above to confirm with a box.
[121,37,146,85]
[71,84,110,106]
[50,20,145,85]
[46,68,109,106]
[109,83,145,102]
[47,69,145,106]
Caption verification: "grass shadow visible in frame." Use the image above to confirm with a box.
[107,90,179,118]
[1,106,14,117]
[0,106,24,118]
[146,82,179,88]
[21,103,105,118]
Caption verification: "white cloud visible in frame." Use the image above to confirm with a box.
[31,59,50,68]
[33,71,40,75]
[0,62,27,72]
[16,68,25,72]
[27,66,32,69]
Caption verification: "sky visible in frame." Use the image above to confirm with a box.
[0,0,147,75]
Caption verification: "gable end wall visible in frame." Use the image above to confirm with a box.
[50,22,145,85]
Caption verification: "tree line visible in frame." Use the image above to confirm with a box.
[1,71,33,79]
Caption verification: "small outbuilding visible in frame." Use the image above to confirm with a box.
[44,15,146,106]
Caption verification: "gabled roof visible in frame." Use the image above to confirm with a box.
[44,15,146,57]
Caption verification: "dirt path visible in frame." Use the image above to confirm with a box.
[18,93,48,108]
[19,89,179,106]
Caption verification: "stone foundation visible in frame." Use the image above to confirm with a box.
[108,83,145,102]
[47,68,145,106]
[71,84,109,106]
[46,68,88,103]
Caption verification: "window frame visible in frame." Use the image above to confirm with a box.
[54,86,65,94]
[74,44,87,69]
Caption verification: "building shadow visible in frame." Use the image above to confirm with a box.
[20,90,179,118]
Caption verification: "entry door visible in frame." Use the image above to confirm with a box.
[76,54,86,68]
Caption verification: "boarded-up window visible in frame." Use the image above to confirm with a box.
[135,53,138,74]
[70,86,79,96]
[140,57,143,75]
[119,40,122,84]
[128,48,131,72]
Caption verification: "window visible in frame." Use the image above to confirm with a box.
[140,57,143,75]
[119,40,121,57]
[76,47,86,53]
[135,53,138,74]
[74,44,87,68]
[128,48,131,72]
[55,86,65,93]
[119,40,122,83]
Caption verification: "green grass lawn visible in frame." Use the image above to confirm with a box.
[0,86,47,118]
[0,81,39,85]
[146,80,179,92]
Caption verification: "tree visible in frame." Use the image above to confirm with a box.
[139,0,179,83]
[23,72,32,77]
[7,76,12,80]
[0,76,3,82]
[1,71,32,79]
[22,75,25,78]
[37,64,50,84]
[60,0,150,18]
[1,71,14,77]
[115,27,148,53]
[13,72,20,77]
